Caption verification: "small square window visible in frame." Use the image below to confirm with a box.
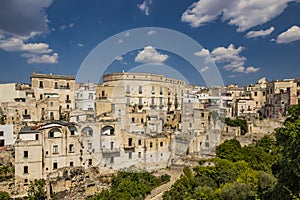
[0,131,4,137]
[70,162,74,167]
[24,151,28,158]
[129,152,132,159]
[150,142,153,148]
[160,142,163,147]
[138,152,141,158]
[24,166,28,174]
[53,162,58,170]
[138,139,142,145]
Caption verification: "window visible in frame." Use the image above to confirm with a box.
[126,85,130,93]
[150,142,153,148]
[53,145,58,154]
[110,142,114,150]
[0,131,3,137]
[88,129,93,136]
[66,104,70,109]
[50,112,54,120]
[110,157,114,163]
[126,97,130,105]
[53,162,58,170]
[138,152,141,158]
[70,162,74,167]
[40,94,43,100]
[152,86,155,94]
[129,152,132,159]
[160,142,163,147]
[24,166,28,174]
[139,85,142,94]
[102,90,105,97]
[50,102,54,107]
[128,138,133,146]
[66,95,69,100]
[201,113,205,118]
[88,159,92,166]
[189,123,192,127]
[24,151,28,158]
[131,118,135,123]
[24,109,28,115]
[54,82,58,89]
[138,97,142,106]
[88,93,93,99]
[39,81,43,88]
[138,139,142,145]
[160,87,163,95]
[35,134,39,140]
[159,97,163,106]
[69,144,74,153]
[254,92,257,96]
[66,82,70,89]
[88,143,92,150]
[0,140,4,147]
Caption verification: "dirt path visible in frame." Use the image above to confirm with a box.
[145,168,182,200]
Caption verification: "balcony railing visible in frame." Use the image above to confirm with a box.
[23,114,31,120]
[124,144,135,150]
[65,99,71,103]
[101,147,120,154]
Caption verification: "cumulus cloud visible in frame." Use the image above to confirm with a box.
[21,53,58,64]
[0,0,58,64]
[78,43,84,47]
[135,46,168,64]
[276,25,300,44]
[0,36,52,53]
[246,27,275,38]
[138,0,152,16]
[181,0,299,32]
[200,66,209,72]
[195,44,259,73]
[147,30,157,35]
[0,0,53,36]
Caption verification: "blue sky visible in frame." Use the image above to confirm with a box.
[0,0,300,86]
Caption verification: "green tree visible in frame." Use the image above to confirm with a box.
[273,104,300,199]
[28,179,47,200]
[220,182,255,200]
[224,118,248,135]
[0,191,11,200]
[216,139,242,162]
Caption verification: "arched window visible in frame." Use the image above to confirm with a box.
[81,127,93,137]
[48,128,62,138]
[101,126,114,136]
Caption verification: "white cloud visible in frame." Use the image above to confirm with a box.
[69,22,74,28]
[147,30,157,35]
[78,43,84,47]
[245,66,260,73]
[138,0,152,16]
[0,0,53,36]
[117,39,123,44]
[181,0,299,32]
[135,46,168,64]
[195,44,259,74]
[115,56,123,61]
[276,25,300,44]
[194,48,210,57]
[0,0,58,64]
[22,53,58,64]
[246,27,275,38]
[0,36,52,53]
[60,25,67,31]
[200,66,209,72]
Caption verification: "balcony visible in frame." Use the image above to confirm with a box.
[124,144,135,150]
[23,114,31,120]
[98,96,107,100]
[101,147,120,154]
[65,99,71,103]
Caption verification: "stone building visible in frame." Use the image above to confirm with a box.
[30,72,75,121]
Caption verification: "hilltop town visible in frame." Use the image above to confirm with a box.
[0,72,296,198]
